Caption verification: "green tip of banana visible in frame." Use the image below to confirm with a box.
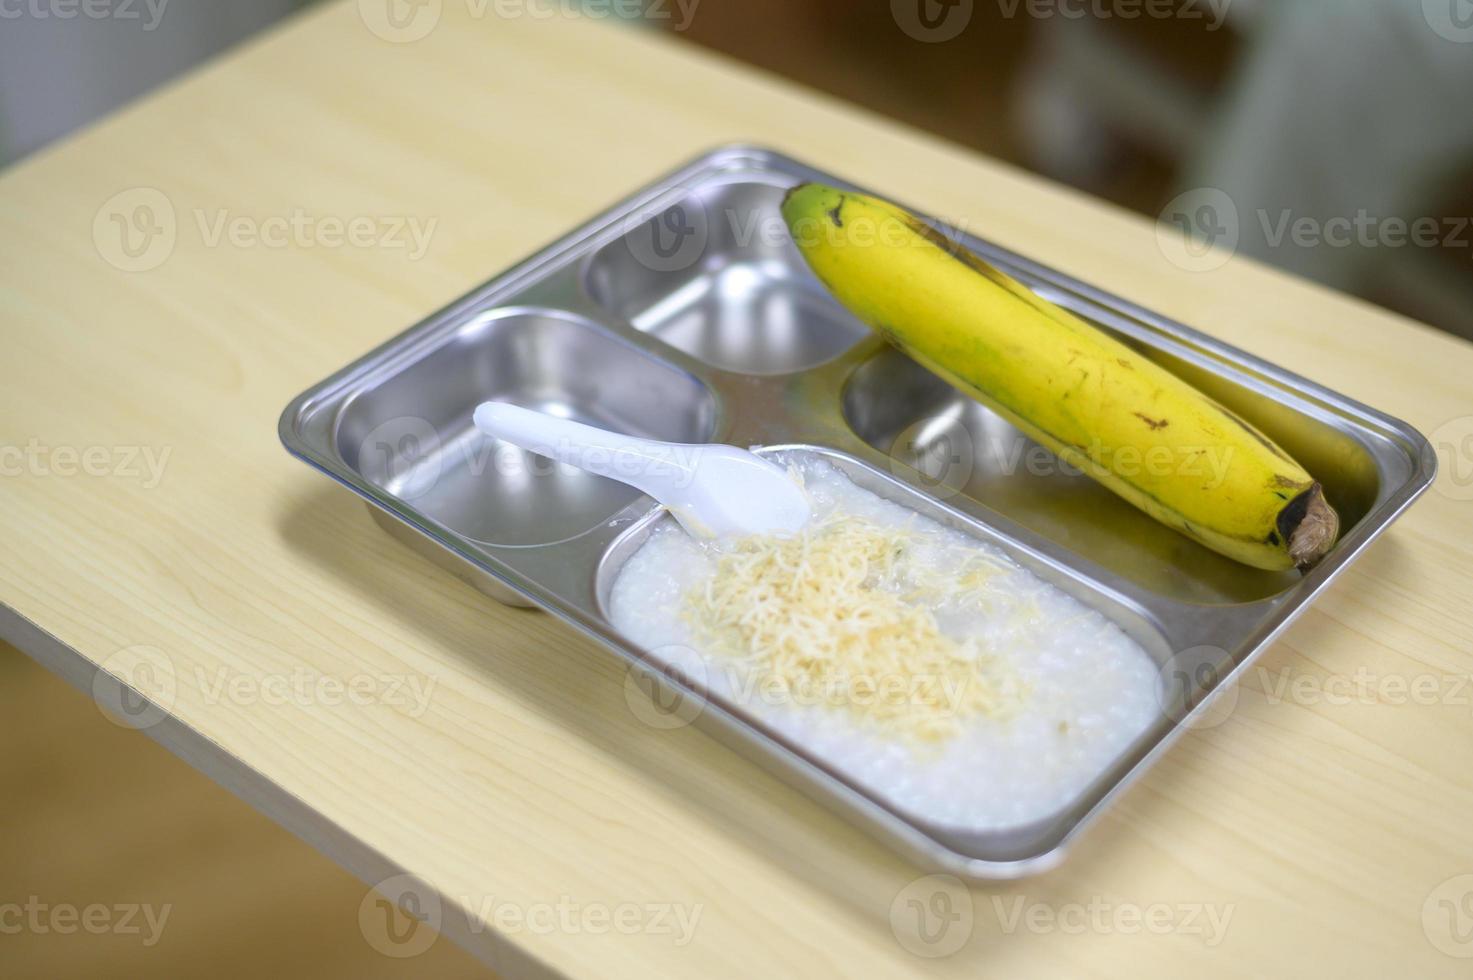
[781,181,1340,573]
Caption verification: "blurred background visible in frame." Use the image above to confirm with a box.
[3,0,1470,337]
[1,0,1469,975]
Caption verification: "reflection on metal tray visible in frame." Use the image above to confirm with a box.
[280,145,1436,879]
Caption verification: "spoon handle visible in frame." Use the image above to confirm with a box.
[473,402,691,497]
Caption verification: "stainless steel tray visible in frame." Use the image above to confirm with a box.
[278,145,1436,878]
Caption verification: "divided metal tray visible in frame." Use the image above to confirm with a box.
[279,145,1437,878]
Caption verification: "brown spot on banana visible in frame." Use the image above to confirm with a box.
[1134,412,1169,430]
[827,195,845,229]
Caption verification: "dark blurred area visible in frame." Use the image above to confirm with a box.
[658,0,1473,341]
[662,0,1223,215]
[0,642,493,979]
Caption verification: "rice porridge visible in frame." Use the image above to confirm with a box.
[608,454,1161,831]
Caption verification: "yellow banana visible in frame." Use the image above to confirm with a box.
[781,184,1338,571]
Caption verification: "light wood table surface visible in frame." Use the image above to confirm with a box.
[3,3,1472,977]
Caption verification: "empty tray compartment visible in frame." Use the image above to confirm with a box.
[334,308,717,547]
[583,176,869,375]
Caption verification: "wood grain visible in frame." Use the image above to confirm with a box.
[1,3,1471,977]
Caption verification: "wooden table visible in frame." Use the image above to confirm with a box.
[3,4,1472,976]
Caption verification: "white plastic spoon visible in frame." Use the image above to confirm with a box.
[473,402,811,539]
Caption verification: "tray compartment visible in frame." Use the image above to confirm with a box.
[595,446,1175,851]
[334,307,717,547]
[582,176,869,375]
[842,340,1384,605]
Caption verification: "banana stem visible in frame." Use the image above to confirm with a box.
[1286,484,1340,571]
